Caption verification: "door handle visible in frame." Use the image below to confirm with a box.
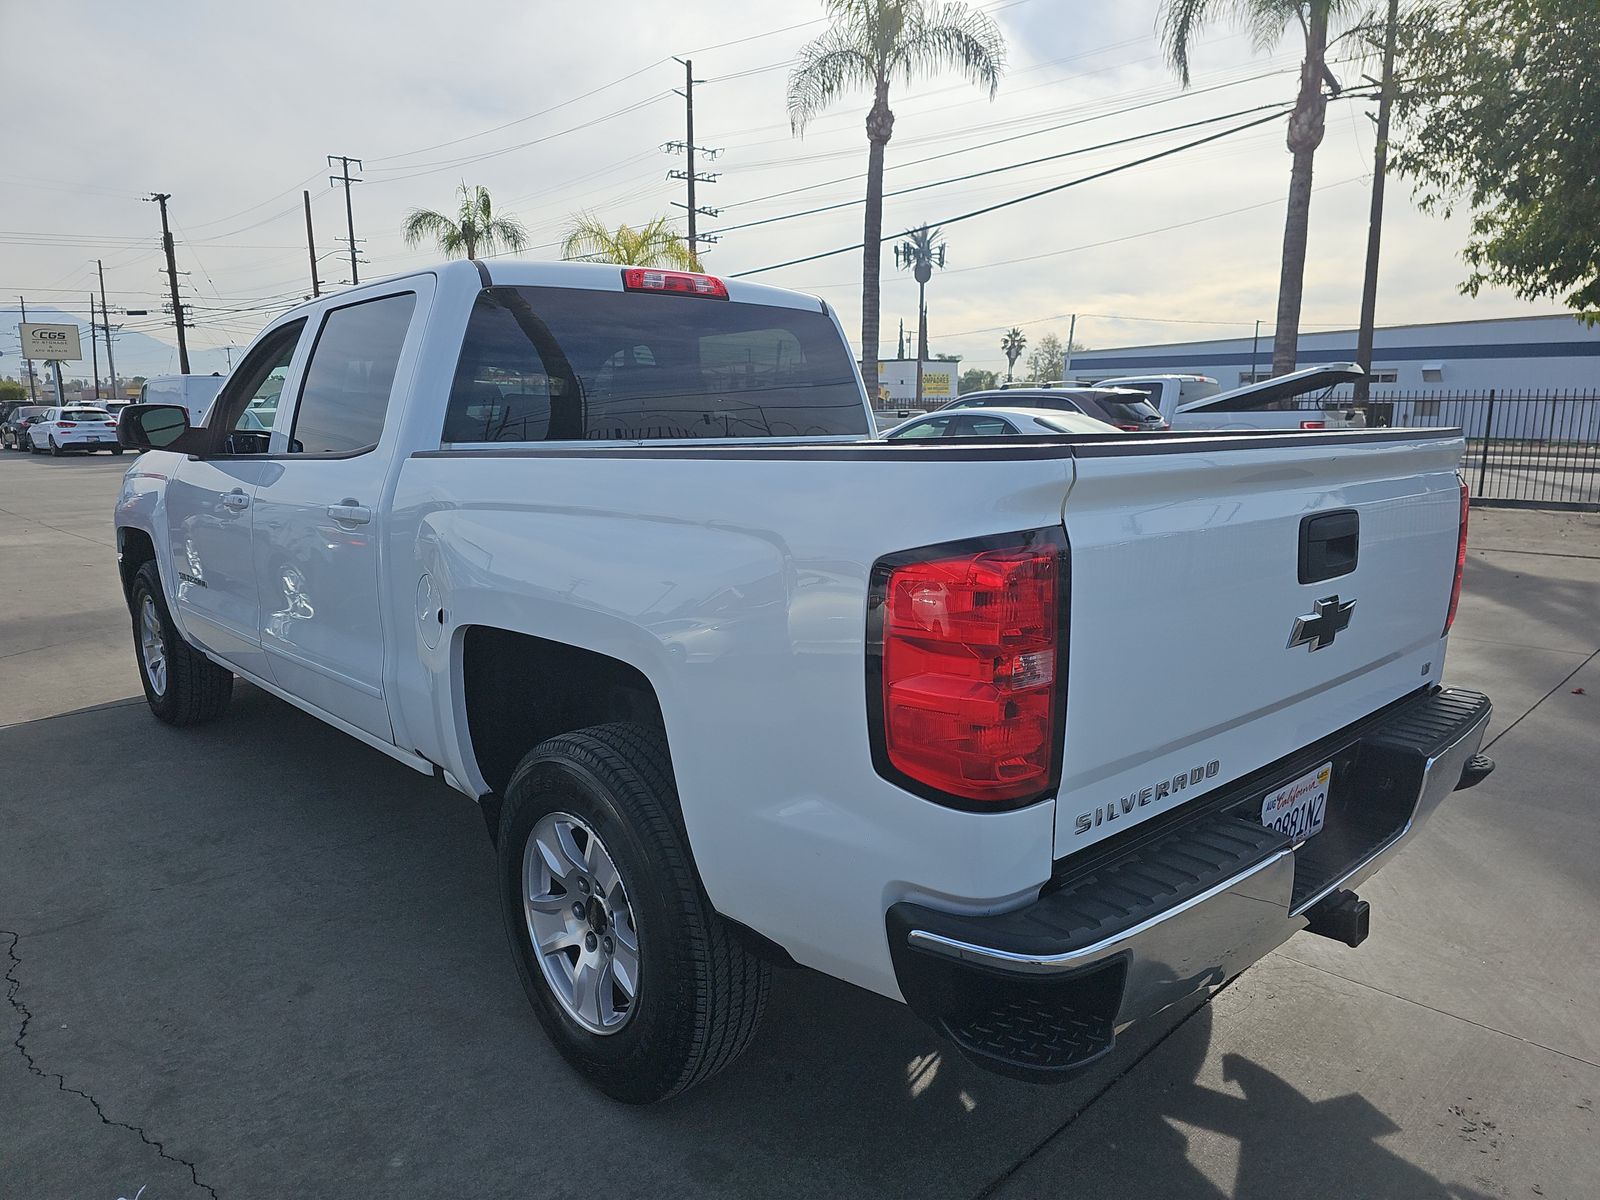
[327,502,372,525]
[221,491,250,511]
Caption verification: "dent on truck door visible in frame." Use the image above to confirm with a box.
[162,320,306,680]
[251,289,422,742]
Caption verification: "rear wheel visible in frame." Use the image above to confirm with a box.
[129,561,233,726]
[111,446,124,455]
[498,723,769,1103]
[49,437,62,457]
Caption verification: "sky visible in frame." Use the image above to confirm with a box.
[0,0,1558,384]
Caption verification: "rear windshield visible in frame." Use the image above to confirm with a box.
[442,286,868,442]
[1093,396,1162,422]
[62,410,111,420]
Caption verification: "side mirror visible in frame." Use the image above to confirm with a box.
[117,403,198,452]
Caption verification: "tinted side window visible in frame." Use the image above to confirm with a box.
[442,286,868,443]
[207,320,306,454]
[290,294,416,456]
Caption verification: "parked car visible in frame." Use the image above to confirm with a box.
[112,259,1491,1103]
[28,406,122,455]
[941,386,1169,431]
[1087,373,1221,416]
[2,404,52,450]
[882,406,1118,439]
[139,373,228,424]
[1172,364,1368,431]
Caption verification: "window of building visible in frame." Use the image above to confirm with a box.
[1238,371,1272,385]
[1421,365,1444,383]
[1369,368,1399,384]
[289,293,417,456]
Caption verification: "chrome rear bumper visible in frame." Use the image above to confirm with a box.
[887,687,1492,1081]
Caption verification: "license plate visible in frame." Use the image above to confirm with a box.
[1260,762,1331,843]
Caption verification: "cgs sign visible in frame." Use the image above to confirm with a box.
[19,322,83,362]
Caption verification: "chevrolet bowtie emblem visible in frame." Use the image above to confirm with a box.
[1288,595,1356,652]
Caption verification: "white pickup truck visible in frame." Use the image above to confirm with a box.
[112,260,1493,1102]
[1100,365,1369,431]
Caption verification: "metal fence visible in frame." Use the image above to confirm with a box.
[1313,390,1600,511]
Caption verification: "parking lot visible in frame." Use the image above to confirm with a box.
[2,449,1596,1200]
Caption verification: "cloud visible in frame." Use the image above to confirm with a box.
[2,0,1554,381]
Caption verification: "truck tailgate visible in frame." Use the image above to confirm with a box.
[1054,432,1466,858]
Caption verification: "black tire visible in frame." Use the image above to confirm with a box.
[128,561,233,726]
[111,446,125,455]
[49,437,62,457]
[498,722,769,1103]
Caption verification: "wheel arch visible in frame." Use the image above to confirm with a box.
[116,525,158,610]
[456,626,670,827]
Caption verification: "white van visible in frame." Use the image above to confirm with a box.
[139,374,229,424]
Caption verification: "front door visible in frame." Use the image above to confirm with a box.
[162,320,306,679]
[251,288,422,741]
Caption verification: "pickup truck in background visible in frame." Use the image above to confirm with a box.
[1102,364,1370,431]
[112,260,1493,1102]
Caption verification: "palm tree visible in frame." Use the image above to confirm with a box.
[1161,0,1359,375]
[1000,327,1026,382]
[788,1,1005,402]
[561,213,697,268]
[402,183,529,260]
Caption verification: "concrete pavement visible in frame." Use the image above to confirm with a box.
[2,450,1596,1199]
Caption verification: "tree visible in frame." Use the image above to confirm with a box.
[1000,326,1026,381]
[788,1,1005,402]
[1392,0,1600,314]
[561,214,697,268]
[1026,332,1064,382]
[1160,0,1365,375]
[402,183,530,259]
[958,367,997,393]
[0,379,26,402]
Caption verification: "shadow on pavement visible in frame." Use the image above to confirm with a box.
[0,687,1497,1199]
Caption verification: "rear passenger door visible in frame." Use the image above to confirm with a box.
[250,285,427,741]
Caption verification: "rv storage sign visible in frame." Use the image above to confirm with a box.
[19,323,82,361]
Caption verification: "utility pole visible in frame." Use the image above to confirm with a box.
[1353,0,1400,409]
[1063,313,1077,379]
[328,156,363,285]
[665,58,721,268]
[89,294,101,399]
[97,260,117,400]
[303,189,322,297]
[1252,320,1262,383]
[19,295,36,401]
[148,193,191,372]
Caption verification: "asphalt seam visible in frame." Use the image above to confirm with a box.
[2,929,221,1199]
[1483,643,1600,752]
[1473,547,1600,561]
[1279,952,1600,1071]
[968,981,1234,1200]
[0,504,117,549]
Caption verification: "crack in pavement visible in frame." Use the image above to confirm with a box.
[3,929,220,1199]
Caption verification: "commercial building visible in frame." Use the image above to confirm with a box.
[1070,314,1600,392]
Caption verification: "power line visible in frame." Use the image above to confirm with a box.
[731,108,1294,278]
[707,99,1297,238]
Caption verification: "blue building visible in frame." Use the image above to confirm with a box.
[1071,313,1600,392]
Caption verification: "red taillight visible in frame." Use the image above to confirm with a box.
[870,531,1065,806]
[1444,476,1469,636]
[1116,423,1142,432]
[1299,420,1326,429]
[620,268,728,299]
[58,421,77,428]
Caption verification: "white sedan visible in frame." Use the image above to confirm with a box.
[27,406,124,456]
[881,405,1120,440]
